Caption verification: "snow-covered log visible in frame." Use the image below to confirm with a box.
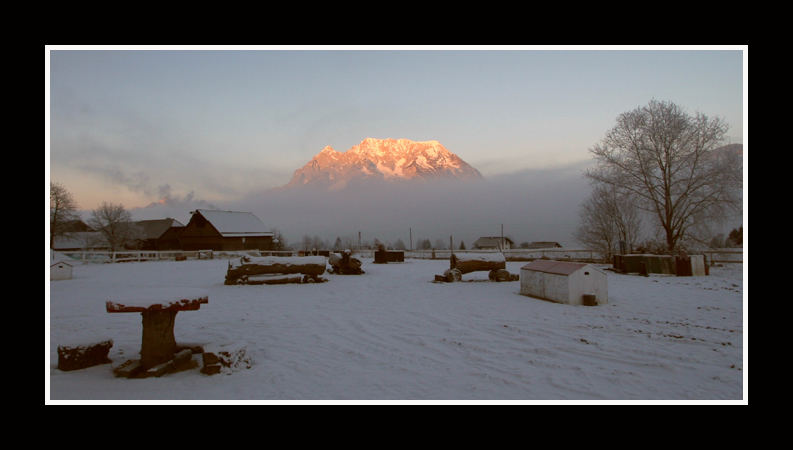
[225,255,327,284]
[450,253,506,274]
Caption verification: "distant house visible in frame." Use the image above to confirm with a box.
[473,236,515,250]
[178,209,274,251]
[51,231,109,251]
[126,218,185,250]
[51,220,98,251]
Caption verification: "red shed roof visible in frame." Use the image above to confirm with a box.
[521,260,589,276]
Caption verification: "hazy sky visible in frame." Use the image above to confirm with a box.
[47,46,745,246]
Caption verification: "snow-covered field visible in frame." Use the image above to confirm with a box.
[46,256,745,403]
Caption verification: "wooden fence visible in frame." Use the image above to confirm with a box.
[404,248,605,262]
[56,248,743,265]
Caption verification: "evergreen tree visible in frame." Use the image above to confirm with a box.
[393,238,406,250]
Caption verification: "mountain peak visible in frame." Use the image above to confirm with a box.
[285,138,482,190]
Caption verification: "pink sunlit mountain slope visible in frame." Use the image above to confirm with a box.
[284,138,483,191]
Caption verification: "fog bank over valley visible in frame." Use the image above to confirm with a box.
[119,160,593,249]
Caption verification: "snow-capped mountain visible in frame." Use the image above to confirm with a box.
[284,138,483,190]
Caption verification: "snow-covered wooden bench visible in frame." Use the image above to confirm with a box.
[106,287,208,374]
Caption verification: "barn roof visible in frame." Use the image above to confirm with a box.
[521,260,591,276]
[134,218,184,240]
[194,209,273,238]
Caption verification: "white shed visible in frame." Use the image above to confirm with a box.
[50,260,73,281]
[520,260,607,306]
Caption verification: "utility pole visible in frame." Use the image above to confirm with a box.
[501,224,504,251]
[409,227,413,251]
[358,231,361,251]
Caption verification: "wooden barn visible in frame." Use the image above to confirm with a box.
[179,209,274,251]
[520,260,608,306]
[126,218,185,250]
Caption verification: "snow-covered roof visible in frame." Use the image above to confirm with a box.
[521,260,599,276]
[194,209,273,238]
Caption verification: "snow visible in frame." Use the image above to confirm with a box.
[47,257,745,403]
[232,255,328,268]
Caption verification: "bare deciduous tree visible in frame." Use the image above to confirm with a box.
[586,100,741,253]
[575,183,641,261]
[87,202,142,252]
[50,182,80,248]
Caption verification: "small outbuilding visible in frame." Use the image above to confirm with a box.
[520,260,608,306]
[51,259,73,281]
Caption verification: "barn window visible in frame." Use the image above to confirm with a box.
[584,271,589,275]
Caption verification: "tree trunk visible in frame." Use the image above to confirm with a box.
[140,310,178,368]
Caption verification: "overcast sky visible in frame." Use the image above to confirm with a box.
[47,46,745,246]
